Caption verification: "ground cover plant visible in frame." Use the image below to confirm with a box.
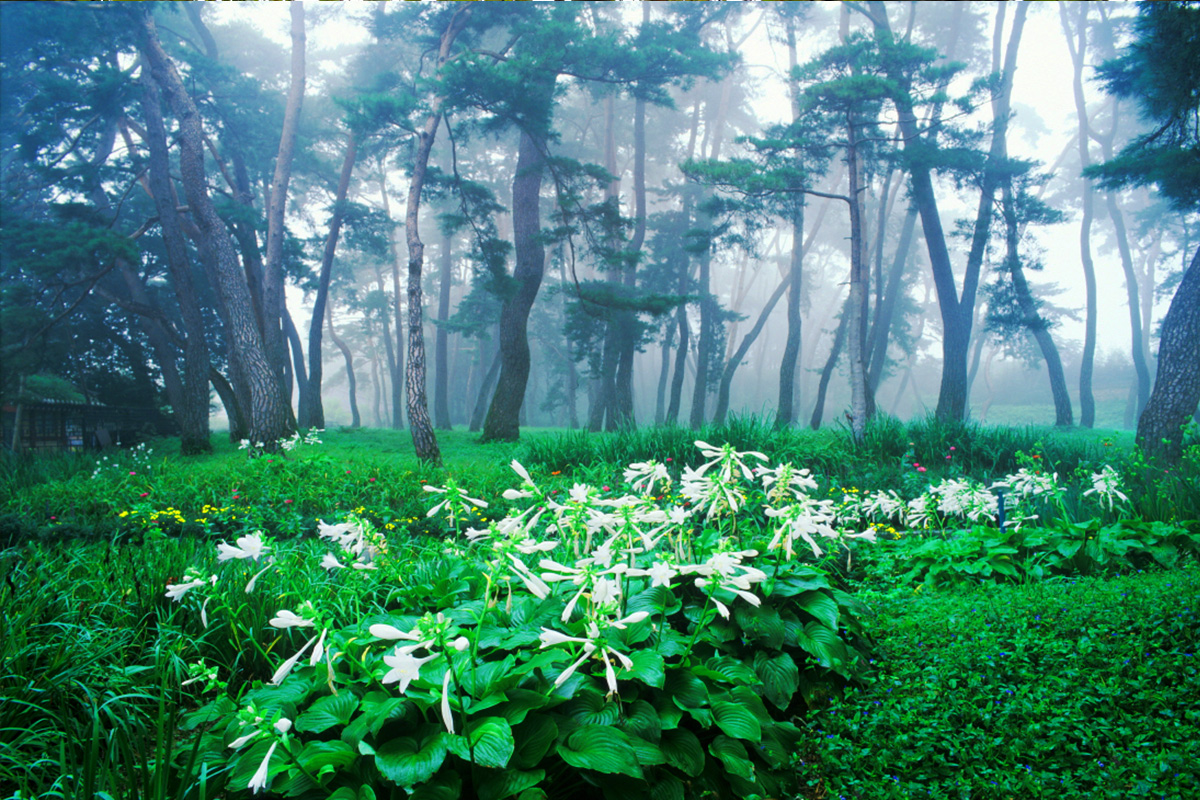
[1,419,1197,799]
[795,566,1200,799]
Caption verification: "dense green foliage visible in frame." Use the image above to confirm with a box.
[1,420,1198,799]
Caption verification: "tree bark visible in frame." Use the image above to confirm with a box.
[845,115,869,444]
[482,129,547,442]
[261,2,305,398]
[137,10,291,448]
[1137,246,1200,463]
[434,232,453,430]
[326,299,360,429]
[299,130,358,430]
[811,305,849,430]
[137,66,212,454]
[715,272,791,424]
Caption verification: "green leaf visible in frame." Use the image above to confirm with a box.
[729,686,771,723]
[794,590,840,630]
[630,737,666,767]
[493,688,554,725]
[659,728,704,777]
[446,717,515,769]
[297,740,357,775]
[620,700,662,742]
[557,725,644,778]
[700,656,759,685]
[752,652,799,710]
[664,669,708,709]
[375,729,449,788]
[357,691,407,738]
[623,649,665,688]
[295,692,360,734]
[512,714,558,770]
[770,568,830,596]
[795,621,849,670]
[712,700,761,742]
[708,735,756,782]
[566,687,621,726]
[650,771,685,800]
[517,791,547,800]
[461,656,518,699]
[477,768,546,800]
[626,585,682,616]
[409,771,461,800]
[733,603,785,647]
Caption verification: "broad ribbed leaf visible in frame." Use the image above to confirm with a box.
[711,700,761,742]
[295,692,360,734]
[708,735,755,781]
[621,699,662,742]
[494,688,553,725]
[753,651,799,710]
[297,740,356,773]
[659,728,704,777]
[446,717,514,769]
[702,656,759,685]
[409,771,461,800]
[626,585,682,616]
[795,621,849,669]
[566,687,620,726]
[477,768,545,800]
[730,685,771,723]
[650,771,685,800]
[795,590,839,630]
[375,730,448,788]
[664,669,708,709]
[623,649,665,688]
[512,714,558,770]
[557,726,643,778]
[733,603,785,648]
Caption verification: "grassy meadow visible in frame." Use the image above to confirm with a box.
[1,417,1198,799]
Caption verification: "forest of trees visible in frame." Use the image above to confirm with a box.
[2,2,1197,462]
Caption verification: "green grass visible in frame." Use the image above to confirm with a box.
[796,566,1200,799]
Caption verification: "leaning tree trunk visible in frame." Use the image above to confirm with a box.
[1137,247,1200,464]
[715,272,791,425]
[811,305,849,430]
[326,299,360,429]
[434,232,453,430]
[137,10,292,448]
[482,128,548,442]
[137,69,211,453]
[262,1,305,397]
[299,131,358,430]
[402,6,469,464]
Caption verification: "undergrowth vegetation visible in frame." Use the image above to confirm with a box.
[0,416,1197,799]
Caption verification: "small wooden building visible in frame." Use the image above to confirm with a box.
[1,400,176,452]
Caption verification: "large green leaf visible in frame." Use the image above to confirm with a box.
[409,771,461,800]
[375,729,449,788]
[295,692,360,734]
[621,699,662,742]
[733,603,785,648]
[493,688,554,725]
[729,685,771,723]
[557,725,644,778]
[297,740,357,775]
[770,568,830,596]
[649,770,685,800]
[794,590,839,630]
[461,656,518,699]
[707,735,755,782]
[699,656,759,685]
[626,585,682,616]
[753,651,799,710]
[446,717,515,768]
[512,714,558,770]
[658,728,704,777]
[664,669,708,709]
[711,700,761,742]
[566,687,621,726]
[477,768,546,800]
[795,621,849,670]
[623,649,665,688]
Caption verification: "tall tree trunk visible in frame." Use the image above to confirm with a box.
[845,116,869,444]
[865,0,988,423]
[262,2,305,396]
[482,128,547,442]
[1059,2,1098,427]
[283,307,308,410]
[1136,246,1200,463]
[137,10,291,448]
[715,272,791,424]
[656,318,676,425]
[470,336,501,433]
[403,7,468,461]
[299,131,358,429]
[865,202,918,398]
[776,208,804,429]
[326,300,360,429]
[209,367,248,441]
[137,67,212,454]
[379,171,405,431]
[614,71,649,427]
[810,306,849,430]
[434,232,453,430]
[666,304,689,425]
[1002,186,1073,426]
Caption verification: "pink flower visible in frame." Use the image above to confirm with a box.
[950,446,956,451]
[912,463,919,468]
[129,471,137,476]
[602,485,610,492]
[284,499,293,504]
[666,458,673,463]
[139,492,149,498]
[946,455,952,460]
[917,466,927,473]
[369,478,376,483]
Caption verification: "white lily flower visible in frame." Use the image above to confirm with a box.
[381,647,436,693]
[273,717,292,735]
[509,556,551,599]
[248,741,277,794]
[217,532,269,563]
[270,634,317,685]
[228,729,261,749]
[165,578,206,602]
[244,562,274,593]
[320,552,344,571]
[510,459,533,484]
[309,629,328,666]
[369,623,422,642]
[270,609,316,629]
[441,670,455,734]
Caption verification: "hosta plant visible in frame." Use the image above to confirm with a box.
[174,443,873,799]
